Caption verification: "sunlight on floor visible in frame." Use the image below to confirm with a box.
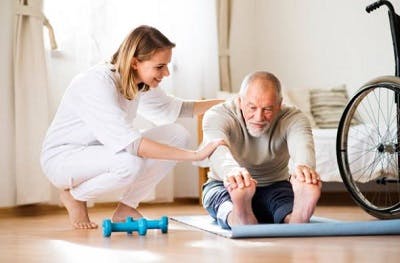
[233,240,277,247]
[189,239,276,249]
[49,239,162,262]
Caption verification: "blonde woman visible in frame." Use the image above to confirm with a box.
[41,25,224,229]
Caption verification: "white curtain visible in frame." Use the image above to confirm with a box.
[0,0,56,207]
[217,0,232,92]
[14,0,57,205]
[43,0,220,202]
[0,0,16,207]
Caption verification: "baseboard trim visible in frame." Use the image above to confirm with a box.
[0,194,358,218]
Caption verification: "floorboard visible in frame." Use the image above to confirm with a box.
[0,200,399,263]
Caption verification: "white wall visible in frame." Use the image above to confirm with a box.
[229,0,257,91]
[230,0,397,96]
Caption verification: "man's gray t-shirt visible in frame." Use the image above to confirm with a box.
[202,98,316,187]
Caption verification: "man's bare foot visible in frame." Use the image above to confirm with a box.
[112,202,143,222]
[227,181,258,227]
[59,190,98,229]
[287,177,321,223]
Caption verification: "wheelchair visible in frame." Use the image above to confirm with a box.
[337,0,400,219]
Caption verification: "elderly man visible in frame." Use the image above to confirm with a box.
[201,71,322,229]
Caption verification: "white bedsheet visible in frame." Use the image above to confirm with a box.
[312,128,342,182]
[313,125,397,182]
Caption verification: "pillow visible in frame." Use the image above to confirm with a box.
[309,84,351,129]
[282,87,317,128]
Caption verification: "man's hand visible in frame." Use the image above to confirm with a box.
[293,164,321,185]
[224,167,257,191]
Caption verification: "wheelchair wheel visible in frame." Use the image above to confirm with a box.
[337,76,400,219]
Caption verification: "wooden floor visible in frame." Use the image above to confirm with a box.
[0,199,399,263]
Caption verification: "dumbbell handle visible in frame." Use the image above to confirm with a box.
[144,219,165,228]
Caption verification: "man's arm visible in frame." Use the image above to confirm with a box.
[202,106,255,189]
[286,111,320,185]
[202,106,239,179]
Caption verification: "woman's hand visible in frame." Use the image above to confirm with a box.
[193,139,226,161]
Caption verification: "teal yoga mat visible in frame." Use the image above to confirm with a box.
[170,215,400,238]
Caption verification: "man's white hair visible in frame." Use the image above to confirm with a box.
[239,71,282,101]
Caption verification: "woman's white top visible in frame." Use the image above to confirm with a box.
[41,64,186,170]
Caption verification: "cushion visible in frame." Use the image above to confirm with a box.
[282,87,317,128]
[309,84,351,128]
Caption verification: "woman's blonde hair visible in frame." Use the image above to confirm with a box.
[111,25,175,100]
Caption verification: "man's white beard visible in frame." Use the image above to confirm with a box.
[246,122,270,137]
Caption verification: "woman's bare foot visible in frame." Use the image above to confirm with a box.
[287,177,321,223]
[59,190,98,229]
[227,180,258,227]
[112,202,143,222]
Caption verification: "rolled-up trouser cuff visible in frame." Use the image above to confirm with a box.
[216,201,233,229]
[274,202,293,223]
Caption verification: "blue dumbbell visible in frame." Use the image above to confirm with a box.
[102,216,168,237]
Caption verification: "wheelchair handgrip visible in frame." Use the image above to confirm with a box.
[366,0,395,13]
[366,0,385,13]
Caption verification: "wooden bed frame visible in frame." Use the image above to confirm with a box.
[197,114,208,203]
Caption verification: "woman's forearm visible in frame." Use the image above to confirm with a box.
[137,138,196,161]
[193,99,224,116]
[136,137,225,162]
